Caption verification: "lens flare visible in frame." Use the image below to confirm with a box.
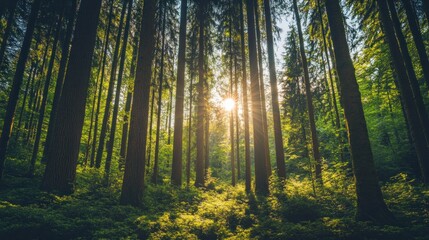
[222,98,235,111]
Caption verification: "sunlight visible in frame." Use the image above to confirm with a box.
[222,98,235,112]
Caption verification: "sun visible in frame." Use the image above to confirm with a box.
[222,98,235,111]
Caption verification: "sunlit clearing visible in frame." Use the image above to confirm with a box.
[222,98,235,111]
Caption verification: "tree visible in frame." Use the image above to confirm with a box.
[41,0,103,193]
[120,0,157,206]
[400,0,429,89]
[246,0,269,195]
[95,0,127,169]
[0,0,42,179]
[28,5,64,176]
[238,0,252,192]
[263,0,286,179]
[195,0,206,187]
[104,0,133,184]
[42,0,78,163]
[171,0,188,187]
[292,0,322,182]
[378,0,429,184]
[325,0,394,224]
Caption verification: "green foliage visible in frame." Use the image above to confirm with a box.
[1,161,429,239]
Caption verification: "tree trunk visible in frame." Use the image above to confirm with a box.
[28,8,64,176]
[400,0,429,89]
[229,17,236,186]
[120,34,139,163]
[0,0,42,179]
[104,0,133,184]
[239,0,251,193]
[292,0,322,182]
[95,2,127,169]
[254,0,271,176]
[41,0,102,193]
[120,0,156,206]
[326,0,394,224]
[43,0,78,163]
[246,0,269,195]
[152,0,167,184]
[15,62,37,139]
[316,0,344,162]
[263,0,286,179]
[195,0,206,187]
[171,0,187,186]
[379,0,429,184]
[387,0,429,151]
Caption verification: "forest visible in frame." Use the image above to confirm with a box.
[0,0,429,239]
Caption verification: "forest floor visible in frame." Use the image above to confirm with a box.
[1,157,429,239]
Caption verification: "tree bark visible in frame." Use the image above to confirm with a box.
[195,0,206,187]
[41,0,103,193]
[263,0,286,179]
[400,0,429,89]
[0,0,42,179]
[104,0,133,184]
[171,0,188,186]
[120,0,157,206]
[326,0,394,224]
[292,0,322,181]
[239,0,251,193]
[379,0,429,184]
[28,8,64,176]
[95,1,127,169]
[246,0,269,195]
[152,0,167,184]
[43,0,78,163]
[254,0,271,176]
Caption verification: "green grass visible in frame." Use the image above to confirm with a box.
[0,160,428,239]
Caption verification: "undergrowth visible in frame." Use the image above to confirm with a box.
[0,160,428,239]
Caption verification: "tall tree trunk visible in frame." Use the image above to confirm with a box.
[195,0,206,187]
[152,0,167,184]
[95,2,127,169]
[28,8,64,176]
[292,0,322,181]
[105,0,133,184]
[246,0,269,195]
[43,0,78,163]
[254,0,271,175]
[263,0,286,179]
[89,2,114,168]
[120,34,139,163]
[0,0,42,179]
[387,0,429,150]
[0,0,18,68]
[186,72,194,187]
[167,87,173,145]
[378,0,429,184]
[41,0,102,193]
[234,52,240,180]
[316,0,344,162]
[326,0,394,224]
[120,0,156,206]
[239,0,251,193]
[400,0,429,89]
[229,17,236,186]
[15,62,37,139]
[171,0,188,186]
